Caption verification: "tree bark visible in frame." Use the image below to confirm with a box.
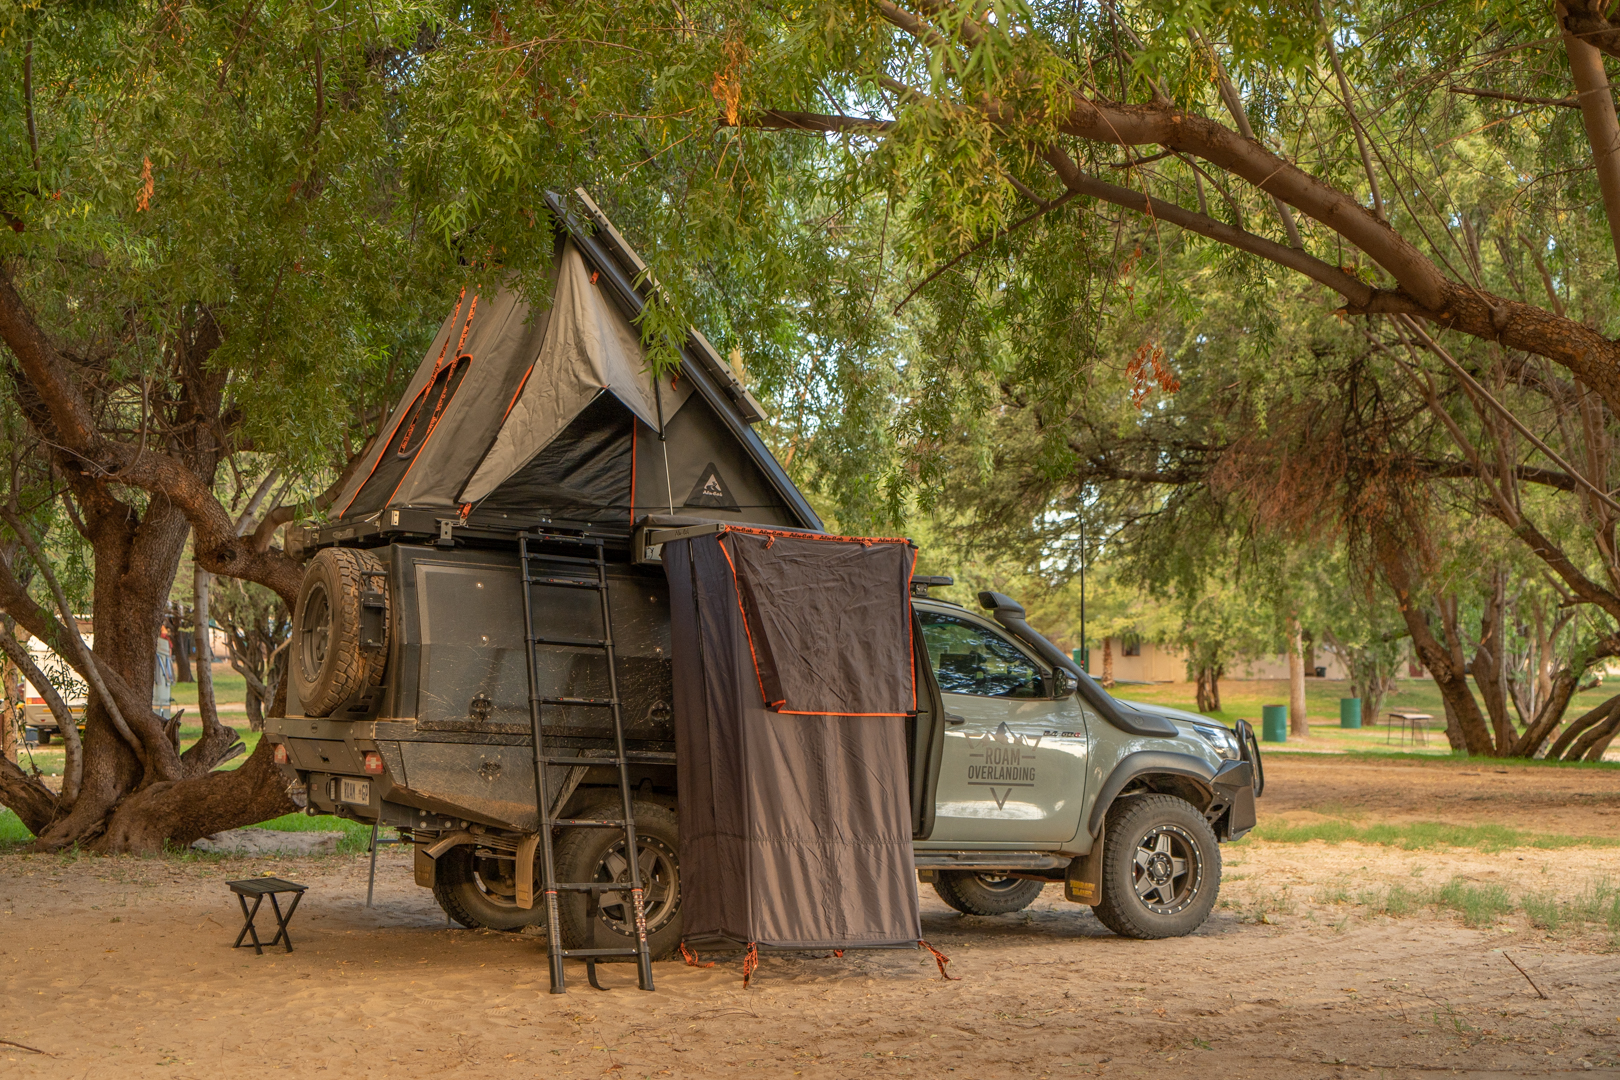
[1288,616,1308,737]
[1,654,18,764]
[1101,638,1114,688]
[1547,693,1620,758]
[1560,1,1620,277]
[1195,663,1222,713]
[0,620,80,803]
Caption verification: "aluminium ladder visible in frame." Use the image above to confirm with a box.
[519,532,655,993]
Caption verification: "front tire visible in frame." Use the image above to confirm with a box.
[431,844,547,932]
[932,871,1046,915]
[1092,793,1221,939]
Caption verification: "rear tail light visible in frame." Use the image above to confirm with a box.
[26,697,43,705]
[362,751,384,775]
[272,743,289,765]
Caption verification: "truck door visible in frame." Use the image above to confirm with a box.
[917,609,1089,844]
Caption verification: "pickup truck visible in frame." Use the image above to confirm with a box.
[266,543,1261,958]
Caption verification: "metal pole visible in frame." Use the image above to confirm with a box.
[366,821,380,907]
[1079,511,1087,674]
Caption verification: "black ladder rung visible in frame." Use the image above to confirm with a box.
[550,818,627,828]
[554,882,636,893]
[560,948,643,958]
[538,696,616,707]
[525,532,605,545]
[524,576,603,590]
[536,753,624,765]
[528,635,607,648]
[519,551,603,566]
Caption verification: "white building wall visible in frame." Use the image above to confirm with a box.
[1082,638,1352,683]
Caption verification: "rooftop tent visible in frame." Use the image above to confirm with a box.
[330,194,820,536]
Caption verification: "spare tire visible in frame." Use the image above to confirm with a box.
[292,547,383,716]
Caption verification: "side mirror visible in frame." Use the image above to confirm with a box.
[1052,668,1078,698]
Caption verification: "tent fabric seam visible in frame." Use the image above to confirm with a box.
[375,354,474,514]
[715,535,774,710]
[338,288,470,517]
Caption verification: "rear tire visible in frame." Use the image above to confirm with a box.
[553,799,682,961]
[431,845,547,932]
[1092,794,1221,940]
[932,871,1046,915]
[34,729,51,746]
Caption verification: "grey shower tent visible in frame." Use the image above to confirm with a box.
[320,190,820,545]
[663,526,924,952]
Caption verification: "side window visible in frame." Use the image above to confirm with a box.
[918,611,1044,698]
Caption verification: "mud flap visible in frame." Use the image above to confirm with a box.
[515,833,540,909]
[1064,819,1105,904]
[414,844,436,888]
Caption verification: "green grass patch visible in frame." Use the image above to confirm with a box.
[1433,878,1515,927]
[1522,878,1620,934]
[1247,818,1619,852]
[0,807,31,845]
[0,804,375,854]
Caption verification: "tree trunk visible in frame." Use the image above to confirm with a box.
[1470,571,1516,754]
[168,606,194,683]
[1195,663,1222,713]
[1,656,17,764]
[1288,615,1308,737]
[1101,638,1114,688]
[1378,547,1496,755]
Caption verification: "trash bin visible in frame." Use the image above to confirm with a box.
[1261,704,1288,742]
[1340,697,1362,729]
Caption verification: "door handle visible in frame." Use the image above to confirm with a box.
[945,713,966,726]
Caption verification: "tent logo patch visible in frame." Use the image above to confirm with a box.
[967,723,1040,810]
[684,462,738,511]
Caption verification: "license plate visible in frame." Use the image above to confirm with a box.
[339,779,371,805]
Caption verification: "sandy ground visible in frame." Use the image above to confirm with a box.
[1262,755,1620,835]
[3,761,1619,1079]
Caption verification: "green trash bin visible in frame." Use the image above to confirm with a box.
[1340,697,1362,729]
[1262,704,1288,742]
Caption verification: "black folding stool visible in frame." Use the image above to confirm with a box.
[227,877,308,955]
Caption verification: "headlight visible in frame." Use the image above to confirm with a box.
[1190,723,1241,760]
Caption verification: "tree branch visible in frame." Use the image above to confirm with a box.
[1558,1,1620,277]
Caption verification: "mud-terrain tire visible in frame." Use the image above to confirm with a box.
[431,844,547,931]
[1092,793,1220,940]
[553,799,682,961]
[932,871,1046,915]
[33,728,52,746]
[291,547,382,716]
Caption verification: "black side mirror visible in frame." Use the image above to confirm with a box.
[1052,667,1078,698]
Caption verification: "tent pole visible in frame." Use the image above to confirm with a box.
[655,375,674,514]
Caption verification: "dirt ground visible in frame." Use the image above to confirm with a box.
[1261,755,1620,835]
[3,760,1618,1080]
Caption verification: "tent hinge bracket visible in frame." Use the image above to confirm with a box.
[436,518,456,547]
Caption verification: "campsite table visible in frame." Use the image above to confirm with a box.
[227,878,307,955]
[1385,711,1432,749]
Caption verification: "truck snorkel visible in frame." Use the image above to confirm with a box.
[977,591,1177,738]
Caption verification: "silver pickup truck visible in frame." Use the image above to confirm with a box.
[267,545,1260,957]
